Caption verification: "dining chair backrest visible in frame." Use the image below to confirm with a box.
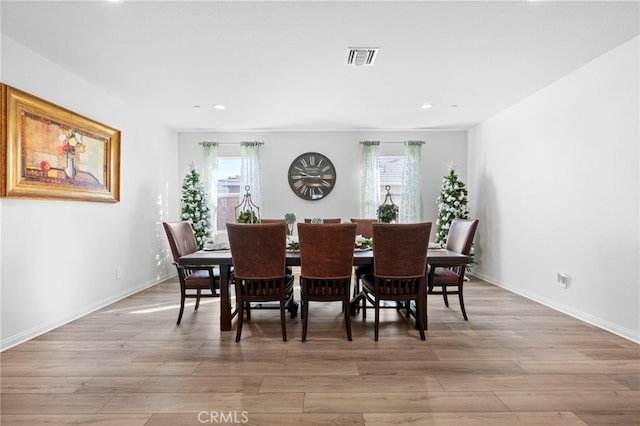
[350,218,378,239]
[227,222,288,280]
[445,219,479,255]
[260,219,285,224]
[303,218,341,224]
[163,221,198,261]
[372,222,432,278]
[298,223,356,279]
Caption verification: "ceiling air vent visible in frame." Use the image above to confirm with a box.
[346,47,378,66]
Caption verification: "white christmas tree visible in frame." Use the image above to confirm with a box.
[180,164,210,250]
[435,164,469,245]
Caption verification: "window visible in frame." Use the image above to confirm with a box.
[379,156,403,209]
[215,157,241,232]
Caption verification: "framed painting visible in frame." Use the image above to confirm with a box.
[1,84,120,202]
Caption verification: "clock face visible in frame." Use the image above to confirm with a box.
[287,152,336,201]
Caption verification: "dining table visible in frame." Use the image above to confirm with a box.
[178,248,469,331]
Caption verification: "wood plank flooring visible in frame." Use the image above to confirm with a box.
[2,272,638,425]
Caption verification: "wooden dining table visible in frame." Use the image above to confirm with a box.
[178,248,469,331]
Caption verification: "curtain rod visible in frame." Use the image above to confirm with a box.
[359,141,425,144]
[199,141,264,145]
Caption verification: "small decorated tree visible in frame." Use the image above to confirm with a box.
[435,166,469,245]
[180,164,210,250]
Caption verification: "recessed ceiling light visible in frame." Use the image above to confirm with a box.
[213,104,226,110]
[421,103,433,110]
[193,105,201,109]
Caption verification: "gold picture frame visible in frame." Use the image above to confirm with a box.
[1,84,120,202]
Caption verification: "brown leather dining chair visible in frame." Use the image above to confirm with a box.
[227,222,295,342]
[163,221,220,325]
[350,218,378,297]
[428,218,479,320]
[298,223,357,341]
[361,222,431,341]
[303,218,342,223]
[350,218,377,239]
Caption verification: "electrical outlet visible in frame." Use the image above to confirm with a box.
[557,272,569,288]
[116,267,122,280]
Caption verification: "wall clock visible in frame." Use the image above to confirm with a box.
[287,152,336,201]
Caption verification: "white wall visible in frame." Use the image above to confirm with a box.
[177,130,468,232]
[468,37,640,342]
[0,36,180,349]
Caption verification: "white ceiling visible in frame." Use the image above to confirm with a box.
[1,1,638,132]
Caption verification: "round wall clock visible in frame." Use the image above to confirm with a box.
[287,152,336,201]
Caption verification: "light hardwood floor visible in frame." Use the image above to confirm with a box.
[1,273,638,425]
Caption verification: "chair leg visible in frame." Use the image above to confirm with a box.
[416,297,426,340]
[374,300,380,342]
[351,277,362,315]
[442,286,449,307]
[344,296,352,341]
[424,293,429,331]
[302,299,309,342]
[458,286,468,321]
[195,289,201,310]
[362,293,367,320]
[235,299,244,342]
[177,294,186,325]
[280,300,287,342]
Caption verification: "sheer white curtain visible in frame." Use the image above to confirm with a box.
[360,141,380,218]
[399,140,424,223]
[202,142,219,238]
[240,141,263,209]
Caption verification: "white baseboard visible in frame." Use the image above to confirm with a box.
[0,274,176,352]
[469,273,640,344]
